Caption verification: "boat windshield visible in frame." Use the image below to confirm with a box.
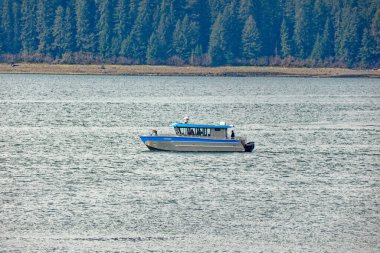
[175,127,210,137]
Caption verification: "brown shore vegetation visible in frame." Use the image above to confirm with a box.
[0,63,379,78]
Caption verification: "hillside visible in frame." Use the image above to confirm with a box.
[0,0,379,68]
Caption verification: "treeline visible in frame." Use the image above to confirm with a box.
[0,0,379,68]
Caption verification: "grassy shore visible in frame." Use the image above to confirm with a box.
[0,63,379,78]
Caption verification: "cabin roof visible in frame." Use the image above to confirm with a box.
[170,123,233,129]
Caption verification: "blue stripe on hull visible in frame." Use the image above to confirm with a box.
[139,135,240,144]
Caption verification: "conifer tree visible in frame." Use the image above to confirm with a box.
[37,0,55,55]
[208,14,227,65]
[371,9,380,59]
[190,44,203,65]
[64,5,76,52]
[52,6,65,57]
[310,33,323,60]
[1,0,14,53]
[154,0,175,60]
[183,0,210,52]
[121,0,154,62]
[359,28,374,68]
[242,15,262,60]
[238,0,254,25]
[294,0,313,58]
[146,32,159,64]
[336,6,360,66]
[21,0,39,53]
[312,0,326,36]
[75,0,97,52]
[280,18,292,58]
[223,1,240,63]
[97,0,113,57]
[112,0,130,56]
[320,17,334,59]
[173,15,200,61]
[12,1,22,53]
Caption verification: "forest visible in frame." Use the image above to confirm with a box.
[0,0,379,68]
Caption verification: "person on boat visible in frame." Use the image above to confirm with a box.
[231,130,235,139]
[188,128,194,135]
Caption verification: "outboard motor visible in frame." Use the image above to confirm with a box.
[244,142,255,152]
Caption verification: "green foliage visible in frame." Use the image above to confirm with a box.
[242,15,261,60]
[75,0,97,52]
[359,28,374,68]
[280,18,292,58]
[37,0,54,54]
[208,14,227,66]
[371,9,380,59]
[294,0,314,58]
[1,0,14,52]
[52,6,65,57]
[121,0,155,62]
[336,6,360,67]
[173,15,200,61]
[112,0,130,56]
[0,0,378,68]
[97,0,113,57]
[12,1,22,53]
[64,5,75,53]
[146,32,159,64]
[21,0,39,53]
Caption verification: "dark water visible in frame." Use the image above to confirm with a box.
[0,74,379,252]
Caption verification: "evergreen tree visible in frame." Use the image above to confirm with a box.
[112,0,130,56]
[294,0,314,58]
[371,9,380,60]
[320,17,334,59]
[1,0,14,53]
[223,1,240,63]
[97,0,113,57]
[121,0,155,62]
[280,18,292,58]
[257,0,281,56]
[336,6,360,67]
[310,33,323,60]
[12,1,22,53]
[190,44,203,65]
[173,15,200,61]
[37,0,55,55]
[241,15,261,60]
[75,0,97,52]
[312,0,326,36]
[207,2,239,64]
[238,0,254,25]
[208,14,227,65]
[52,6,65,57]
[146,32,159,64]
[21,0,39,53]
[359,28,374,68]
[64,5,76,52]
[154,0,176,60]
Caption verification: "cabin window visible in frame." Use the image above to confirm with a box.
[215,128,221,131]
[177,127,210,136]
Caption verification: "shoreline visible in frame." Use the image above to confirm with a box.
[0,63,379,78]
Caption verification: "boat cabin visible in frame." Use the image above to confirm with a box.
[170,123,233,139]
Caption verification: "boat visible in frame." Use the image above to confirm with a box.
[139,117,254,152]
